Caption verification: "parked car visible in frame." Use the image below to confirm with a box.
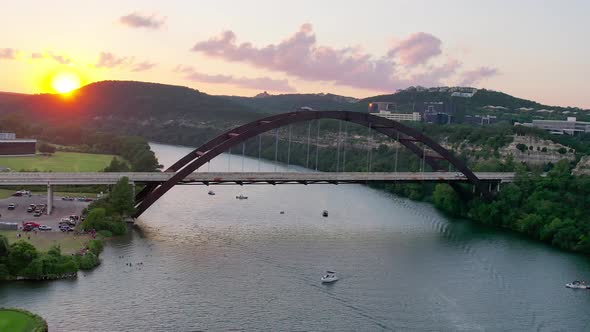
[33,211,42,217]
[39,225,52,231]
[27,204,36,212]
[60,225,74,232]
[7,203,16,210]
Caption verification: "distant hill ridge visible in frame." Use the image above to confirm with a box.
[0,81,586,125]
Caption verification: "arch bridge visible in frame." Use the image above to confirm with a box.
[134,110,495,217]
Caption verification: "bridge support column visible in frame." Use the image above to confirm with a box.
[130,181,136,197]
[47,184,53,215]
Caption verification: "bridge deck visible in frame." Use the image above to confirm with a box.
[0,172,514,186]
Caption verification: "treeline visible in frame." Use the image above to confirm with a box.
[0,112,160,172]
[433,160,590,254]
[0,237,103,281]
[80,177,135,237]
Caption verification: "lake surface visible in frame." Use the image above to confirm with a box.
[2,142,590,331]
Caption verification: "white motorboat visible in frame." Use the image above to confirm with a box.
[236,194,248,200]
[321,271,338,283]
[566,280,588,289]
[208,190,215,196]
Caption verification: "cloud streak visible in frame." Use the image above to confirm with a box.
[460,67,498,85]
[180,66,295,92]
[131,61,157,72]
[388,32,442,66]
[95,52,132,69]
[120,12,165,29]
[191,24,498,91]
[0,48,16,59]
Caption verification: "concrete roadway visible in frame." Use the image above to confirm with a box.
[0,171,516,185]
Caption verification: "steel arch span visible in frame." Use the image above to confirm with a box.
[134,110,490,217]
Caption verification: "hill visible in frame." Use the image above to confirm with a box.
[353,87,589,123]
[221,92,358,113]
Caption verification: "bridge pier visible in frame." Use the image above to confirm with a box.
[47,184,53,215]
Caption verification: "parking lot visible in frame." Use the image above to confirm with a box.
[0,194,90,231]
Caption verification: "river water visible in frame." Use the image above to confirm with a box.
[1,142,590,331]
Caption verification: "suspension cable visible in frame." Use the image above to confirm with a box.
[342,121,348,172]
[367,122,372,172]
[336,121,342,172]
[241,142,246,172]
[274,128,279,172]
[306,121,312,169]
[287,124,292,170]
[258,134,262,172]
[228,147,231,172]
[394,131,399,173]
[315,120,321,171]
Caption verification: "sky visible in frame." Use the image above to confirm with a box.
[0,0,589,108]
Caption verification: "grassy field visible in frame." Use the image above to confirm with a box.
[0,230,91,254]
[0,309,42,332]
[0,189,13,199]
[0,151,115,172]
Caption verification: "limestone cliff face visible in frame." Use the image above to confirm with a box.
[573,155,590,176]
[500,135,575,165]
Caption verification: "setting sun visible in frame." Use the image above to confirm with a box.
[51,72,81,94]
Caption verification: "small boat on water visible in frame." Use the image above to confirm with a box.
[280,211,285,214]
[321,271,338,283]
[322,210,328,217]
[208,190,215,195]
[566,280,589,289]
[236,194,248,200]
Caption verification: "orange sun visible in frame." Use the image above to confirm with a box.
[51,72,81,94]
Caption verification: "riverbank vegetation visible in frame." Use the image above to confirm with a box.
[0,178,134,281]
[0,307,48,332]
[433,160,590,254]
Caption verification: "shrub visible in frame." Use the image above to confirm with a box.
[87,240,104,255]
[77,252,100,270]
[98,230,113,238]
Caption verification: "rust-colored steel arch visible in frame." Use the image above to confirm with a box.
[134,111,489,217]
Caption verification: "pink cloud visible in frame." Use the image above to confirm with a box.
[95,52,132,68]
[388,32,442,66]
[48,52,72,65]
[0,48,16,59]
[120,12,165,29]
[191,24,497,92]
[460,66,498,85]
[131,61,157,72]
[191,24,400,91]
[182,66,295,92]
[408,58,462,87]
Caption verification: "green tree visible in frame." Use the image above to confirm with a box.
[433,184,461,216]
[0,234,9,257]
[103,157,130,172]
[7,241,38,275]
[109,177,135,216]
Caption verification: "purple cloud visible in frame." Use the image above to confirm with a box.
[131,61,157,72]
[182,67,295,92]
[120,12,165,29]
[191,24,497,92]
[0,48,16,59]
[95,52,131,68]
[388,32,442,66]
[460,66,498,85]
[48,52,72,65]
[408,59,462,87]
[31,52,43,59]
[191,24,399,91]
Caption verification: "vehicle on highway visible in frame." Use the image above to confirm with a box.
[61,196,75,201]
[27,204,36,212]
[7,203,16,210]
[39,225,52,231]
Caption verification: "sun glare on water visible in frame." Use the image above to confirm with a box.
[51,72,81,94]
